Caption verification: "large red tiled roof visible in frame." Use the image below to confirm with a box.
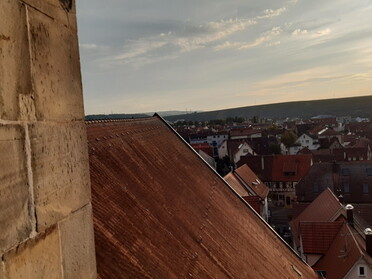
[237,155,312,182]
[271,155,312,182]
[290,188,343,247]
[313,224,363,279]
[234,164,269,199]
[299,222,343,254]
[87,116,319,279]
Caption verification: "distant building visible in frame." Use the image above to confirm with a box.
[290,188,372,278]
[238,155,313,207]
[224,164,269,221]
[296,133,320,150]
[296,162,372,203]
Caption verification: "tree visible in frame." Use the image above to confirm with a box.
[269,143,281,154]
[281,130,298,148]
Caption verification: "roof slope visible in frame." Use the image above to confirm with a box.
[299,222,343,254]
[88,117,319,279]
[290,188,343,247]
[223,172,249,197]
[234,164,269,199]
[313,224,362,279]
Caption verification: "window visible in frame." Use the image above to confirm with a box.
[284,171,295,176]
[313,183,319,193]
[344,183,350,193]
[342,168,350,176]
[363,183,369,194]
[366,168,372,176]
[243,149,249,153]
[358,265,366,277]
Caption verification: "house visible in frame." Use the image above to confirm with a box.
[317,127,342,144]
[237,155,313,207]
[87,116,320,278]
[190,142,214,157]
[296,162,372,203]
[230,127,262,140]
[206,132,229,148]
[290,188,372,279]
[224,164,269,221]
[198,149,216,170]
[190,142,216,169]
[218,139,256,164]
[296,133,320,150]
[290,188,344,260]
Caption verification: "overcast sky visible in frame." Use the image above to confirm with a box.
[77,0,372,115]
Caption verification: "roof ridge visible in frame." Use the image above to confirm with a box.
[85,116,154,124]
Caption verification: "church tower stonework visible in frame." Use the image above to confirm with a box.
[0,0,96,278]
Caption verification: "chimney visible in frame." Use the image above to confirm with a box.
[345,204,354,227]
[365,228,372,257]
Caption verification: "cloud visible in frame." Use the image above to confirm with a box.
[89,1,297,68]
[292,29,308,36]
[313,28,332,37]
[255,7,287,20]
[113,40,167,61]
[215,26,283,50]
[79,43,109,50]
[176,18,257,52]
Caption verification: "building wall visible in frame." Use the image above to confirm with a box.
[0,0,96,278]
[345,259,372,279]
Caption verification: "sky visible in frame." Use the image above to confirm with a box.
[76,0,372,115]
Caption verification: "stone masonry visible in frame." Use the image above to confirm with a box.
[0,0,96,278]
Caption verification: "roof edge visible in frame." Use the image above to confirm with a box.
[153,113,312,267]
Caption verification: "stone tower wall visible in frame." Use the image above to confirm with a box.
[0,0,96,278]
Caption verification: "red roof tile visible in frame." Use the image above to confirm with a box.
[313,224,363,279]
[238,155,312,183]
[271,155,312,182]
[190,142,214,157]
[290,188,343,247]
[88,116,319,279]
[299,222,343,254]
[234,164,269,199]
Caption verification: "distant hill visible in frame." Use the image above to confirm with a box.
[144,110,201,117]
[85,110,202,120]
[85,113,149,121]
[164,96,372,122]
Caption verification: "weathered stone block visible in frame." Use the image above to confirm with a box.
[30,122,90,230]
[0,261,4,279]
[3,226,62,279]
[0,0,32,120]
[59,204,97,278]
[0,125,31,254]
[22,0,77,29]
[27,5,84,121]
